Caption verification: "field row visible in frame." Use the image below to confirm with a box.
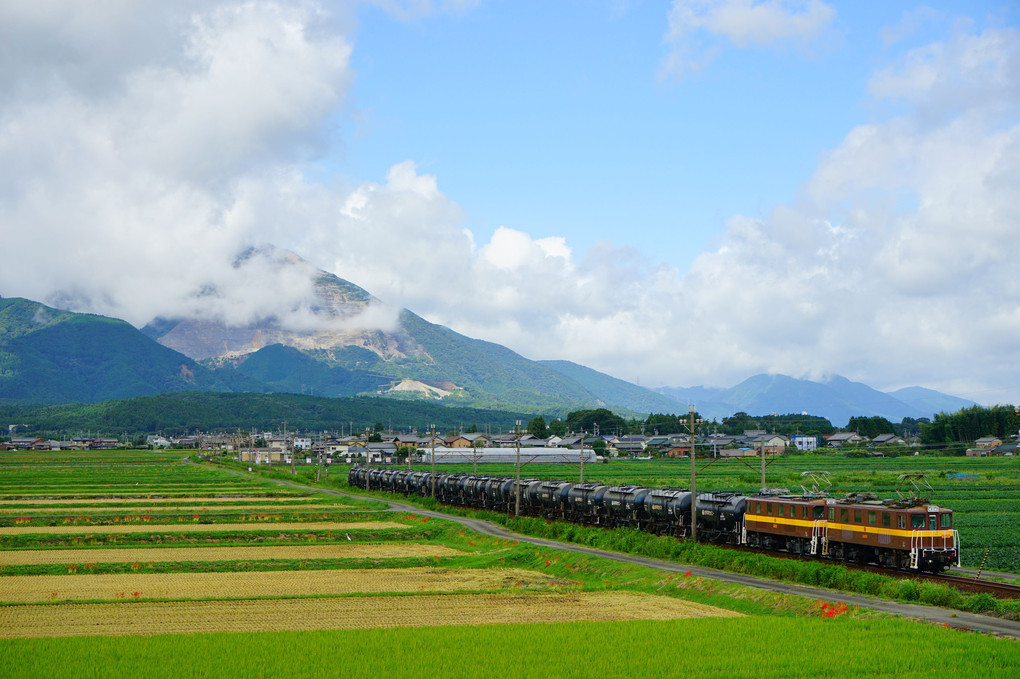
[0,504,345,515]
[0,566,559,603]
[0,496,316,505]
[0,543,464,565]
[0,591,742,638]
[0,521,412,535]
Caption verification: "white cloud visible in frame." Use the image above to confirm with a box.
[880,7,942,48]
[0,2,1017,409]
[662,25,1020,399]
[662,0,836,78]
[0,1,352,327]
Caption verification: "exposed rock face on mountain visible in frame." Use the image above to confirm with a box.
[147,269,424,365]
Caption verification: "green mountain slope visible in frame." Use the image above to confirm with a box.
[0,392,529,435]
[382,310,598,411]
[538,359,686,415]
[0,298,230,404]
[236,344,392,397]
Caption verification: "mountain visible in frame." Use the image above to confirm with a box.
[1,248,977,423]
[539,360,684,415]
[234,344,392,397]
[140,249,671,414]
[656,374,976,426]
[0,298,232,404]
[0,392,532,435]
[887,386,977,417]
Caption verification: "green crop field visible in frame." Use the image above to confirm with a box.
[1,450,1017,678]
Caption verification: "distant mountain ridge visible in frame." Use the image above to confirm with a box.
[0,249,978,424]
[657,374,977,426]
[539,360,683,415]
[0,294,660,415]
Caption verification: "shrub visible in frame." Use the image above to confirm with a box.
[965,592,1000,614]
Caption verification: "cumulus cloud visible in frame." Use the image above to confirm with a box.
[662,0,836,77]
[0,2,1016,407]
[665,25,1020,399]
[0,1,352,327]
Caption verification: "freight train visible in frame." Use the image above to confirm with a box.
[348,466,961,574]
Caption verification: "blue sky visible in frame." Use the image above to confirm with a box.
[1,1,1018,407]
[338,1,996,268]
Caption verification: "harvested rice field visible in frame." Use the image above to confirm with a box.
[0,543,465,565]
[0,566,561,603]
[0,591,742,638]
[0,521,412,535]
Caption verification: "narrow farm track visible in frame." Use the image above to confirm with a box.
[212,465,1020,639]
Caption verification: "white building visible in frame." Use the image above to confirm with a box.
[792,435,818,452]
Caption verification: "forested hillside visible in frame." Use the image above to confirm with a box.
[0,392,532,436]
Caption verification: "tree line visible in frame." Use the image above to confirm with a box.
[3,391,1013,448]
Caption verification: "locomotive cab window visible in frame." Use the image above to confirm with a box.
[929,515,937,530]
[940,514,952,528]
[813,506,824,519]
[868,511,876,526]
[840,508,849,523]
[911,514,925,529]
[882,513,891,527]
[898,516,906,529]
[854,510,862,523]
[778,504,784,517]
[829,508,835,521]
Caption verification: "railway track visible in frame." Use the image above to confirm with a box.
[726,543,1020,599]
[929,573,1020,599]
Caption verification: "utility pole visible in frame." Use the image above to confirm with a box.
[687,405,703,542]
[761,436,767,492]
[514,419,522,518]
[286,421,294,475]
[579,429,586,483]
[430,424,437,498]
